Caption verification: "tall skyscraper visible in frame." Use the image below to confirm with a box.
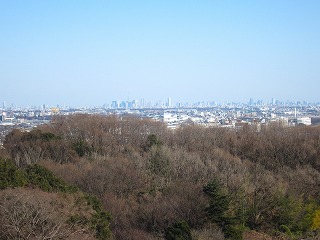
[140,98,145,108]
[2,101,6,109]
[132,100,138,108]
[167,97,172,107]
[120,101,127,109]
[111,101,119,109]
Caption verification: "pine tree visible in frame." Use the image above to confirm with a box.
[203,179,243,239]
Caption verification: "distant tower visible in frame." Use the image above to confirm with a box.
[120,101,127,109]
[272,98,276,105]
[167,97,172,108]
[111,101,119,109]
[132,100,138,108]
[140,98,145,108]
[2,101,6,109]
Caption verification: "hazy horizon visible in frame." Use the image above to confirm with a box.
[1,1,320,107]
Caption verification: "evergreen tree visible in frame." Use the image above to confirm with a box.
[165,221,192,240]
[204,179,243,239]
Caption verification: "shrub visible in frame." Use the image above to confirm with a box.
[0,158,27,189]
[144,134,163,152]
[165,220,192,240]
[312,209,320,230]
[85,194,112,239]
[25,164,77,193]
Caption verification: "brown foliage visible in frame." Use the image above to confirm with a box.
[0,188,95,240]
[3,115,320,239]
[47,114,168,157]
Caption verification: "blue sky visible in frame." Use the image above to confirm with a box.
[1,1,319,107]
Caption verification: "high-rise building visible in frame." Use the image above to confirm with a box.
[132,100,138,108]
[140,98,145,108]
[120,101,127,109]
[167,97,172,108]
[2,101,6,109]
[111,101,119,109]
[127,101,132,109]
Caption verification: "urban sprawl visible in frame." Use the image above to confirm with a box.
[1,98,320,147]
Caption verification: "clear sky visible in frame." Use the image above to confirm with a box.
[1,1,319,107]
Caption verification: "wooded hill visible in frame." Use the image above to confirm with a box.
[1,114,320,239]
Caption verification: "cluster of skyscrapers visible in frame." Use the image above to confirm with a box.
[111,98,172,109]
[108,97,318,110]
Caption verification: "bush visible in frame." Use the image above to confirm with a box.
[144,134,163,152]
[312,209,320,230]
[165,220,192,240]
[0,160,112,239]
[85,194,113,239]
[73,139,93,157]
[0,158,27,189]
[25,164,77,193]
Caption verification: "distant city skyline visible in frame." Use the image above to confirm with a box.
[1,97,319,110]
[1,1,320,107]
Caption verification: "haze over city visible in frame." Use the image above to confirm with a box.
[1,1,320,107]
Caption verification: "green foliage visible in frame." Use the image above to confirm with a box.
[92,211,113,240]
[312,209,320,230]
[144,134,163,151]
[73,139,92,157]
[39,132,60,141]
[68,212,113,239]
[165,221,192,240]
[21,129,60,142]
[85,194,112,239]
[272,195,320,236]
[225,224,246,240]
[149,148,170,176]
[203,179,243,239]
[4,128,77,165]
[302,202,320,232]
[279,224,294,237]
[0,158,27,189]
[68,214,90,225]
[203,180,232,226]
[85,193,104,212]
[0,158,77,193]
[0,159,112,239]
[25,164,77,193]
